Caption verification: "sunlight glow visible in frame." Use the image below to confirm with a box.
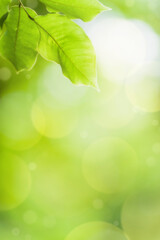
[88,17,159,84]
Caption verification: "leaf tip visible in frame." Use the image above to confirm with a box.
[107,7,112,11]
[102,5,112,11]
[92,83,100,92]
[88,78,100,92]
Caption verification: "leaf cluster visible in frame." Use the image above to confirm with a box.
[0,0,110,87]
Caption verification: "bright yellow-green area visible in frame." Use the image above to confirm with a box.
[0,0,160,240]
[0,0,10,18]
[0,152,31,211]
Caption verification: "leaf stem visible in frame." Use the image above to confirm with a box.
[18,0,34,21]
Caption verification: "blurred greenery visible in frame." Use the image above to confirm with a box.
[0,0,160,240]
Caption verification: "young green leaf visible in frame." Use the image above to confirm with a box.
[0,6,40,71]
[40,0,109,22]
[35,14,97,87]
[0,0,11,18]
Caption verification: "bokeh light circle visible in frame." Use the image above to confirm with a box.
[0,92,41,150]
[126,62,160,112]
[122,191,160,240]
[93,91,134,129]
[65,221,128,240]
[31,94,77,139]
[0,152,31,211]
[0,67,11,81]
[83,137,138,194]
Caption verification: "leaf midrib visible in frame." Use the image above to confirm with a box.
[14,6,21,68]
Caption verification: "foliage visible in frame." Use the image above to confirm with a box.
[0,0,110,87]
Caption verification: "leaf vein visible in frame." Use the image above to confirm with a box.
[14,5,21,66]
[35,19,92,83]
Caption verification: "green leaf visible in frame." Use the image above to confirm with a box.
[40,0,109,22]
[35,14,97,87]
[0,0,11,19]
[0,6,40,71]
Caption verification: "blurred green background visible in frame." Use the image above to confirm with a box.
[0,0,160,239]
